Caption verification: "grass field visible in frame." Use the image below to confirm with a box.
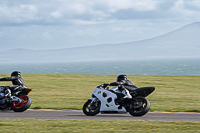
[0,119,200,133]
[0,74,200,133]
[0,74,200,112]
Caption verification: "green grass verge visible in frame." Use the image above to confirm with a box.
[0,119,200,133]
[0,74,200,112]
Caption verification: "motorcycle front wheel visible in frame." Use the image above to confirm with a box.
[128,97,150,117]
[82,99,100,116]
[11,95,32,112]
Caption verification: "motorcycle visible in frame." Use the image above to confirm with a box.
[83,84,155,116]
[0,86,32,112]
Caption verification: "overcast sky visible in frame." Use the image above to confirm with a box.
[0,0,200,51]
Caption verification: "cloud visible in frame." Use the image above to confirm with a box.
[50,11,62,18]
[1,0,200,51]
[188,0,200,9]
[0,4,39,25]
[42,31,52,39]
[102,0,159,12]
[0,0,168,26]
[0,0,199,27]
[168,0,200,22]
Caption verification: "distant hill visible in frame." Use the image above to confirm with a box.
[1,22,200,63]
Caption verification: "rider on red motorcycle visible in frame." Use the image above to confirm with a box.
[0,71,26,99]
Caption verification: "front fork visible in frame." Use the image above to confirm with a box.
[89,98,100,108]
[90,98,98,104]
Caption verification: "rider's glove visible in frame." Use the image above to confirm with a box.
[101,83,110,88]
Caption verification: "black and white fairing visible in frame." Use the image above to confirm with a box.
[91,86,127,113]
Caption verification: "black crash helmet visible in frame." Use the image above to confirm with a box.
[11,71,21,77]
[116,75,127,82]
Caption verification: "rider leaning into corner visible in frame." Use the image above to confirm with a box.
[102,75,138,99]
[0,71,26,100]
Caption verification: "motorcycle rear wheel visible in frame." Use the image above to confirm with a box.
[83,99,100,116]
[128,97,150,117]
[11,95,32,112]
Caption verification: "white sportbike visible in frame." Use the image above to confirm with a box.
[83,84,155,117]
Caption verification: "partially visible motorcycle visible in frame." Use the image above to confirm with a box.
[83,84,155,117]
[0,86,32,112]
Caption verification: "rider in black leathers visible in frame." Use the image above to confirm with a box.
[104,75,137,99]
[0,71,26,99]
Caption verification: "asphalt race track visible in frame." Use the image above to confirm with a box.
[0,109,200,121]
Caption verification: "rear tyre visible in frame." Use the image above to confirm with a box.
[11,96,32,112]
[128,97,150,117]
[83,99,100,116]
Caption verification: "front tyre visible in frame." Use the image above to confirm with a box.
[128,97,150,117]
[11,96,32,112]
[83,99,100,116]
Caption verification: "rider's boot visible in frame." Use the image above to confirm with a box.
[122,89,132,99]
[4,88,12,100]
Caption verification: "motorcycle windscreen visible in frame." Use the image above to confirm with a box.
[135,87,155,97]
